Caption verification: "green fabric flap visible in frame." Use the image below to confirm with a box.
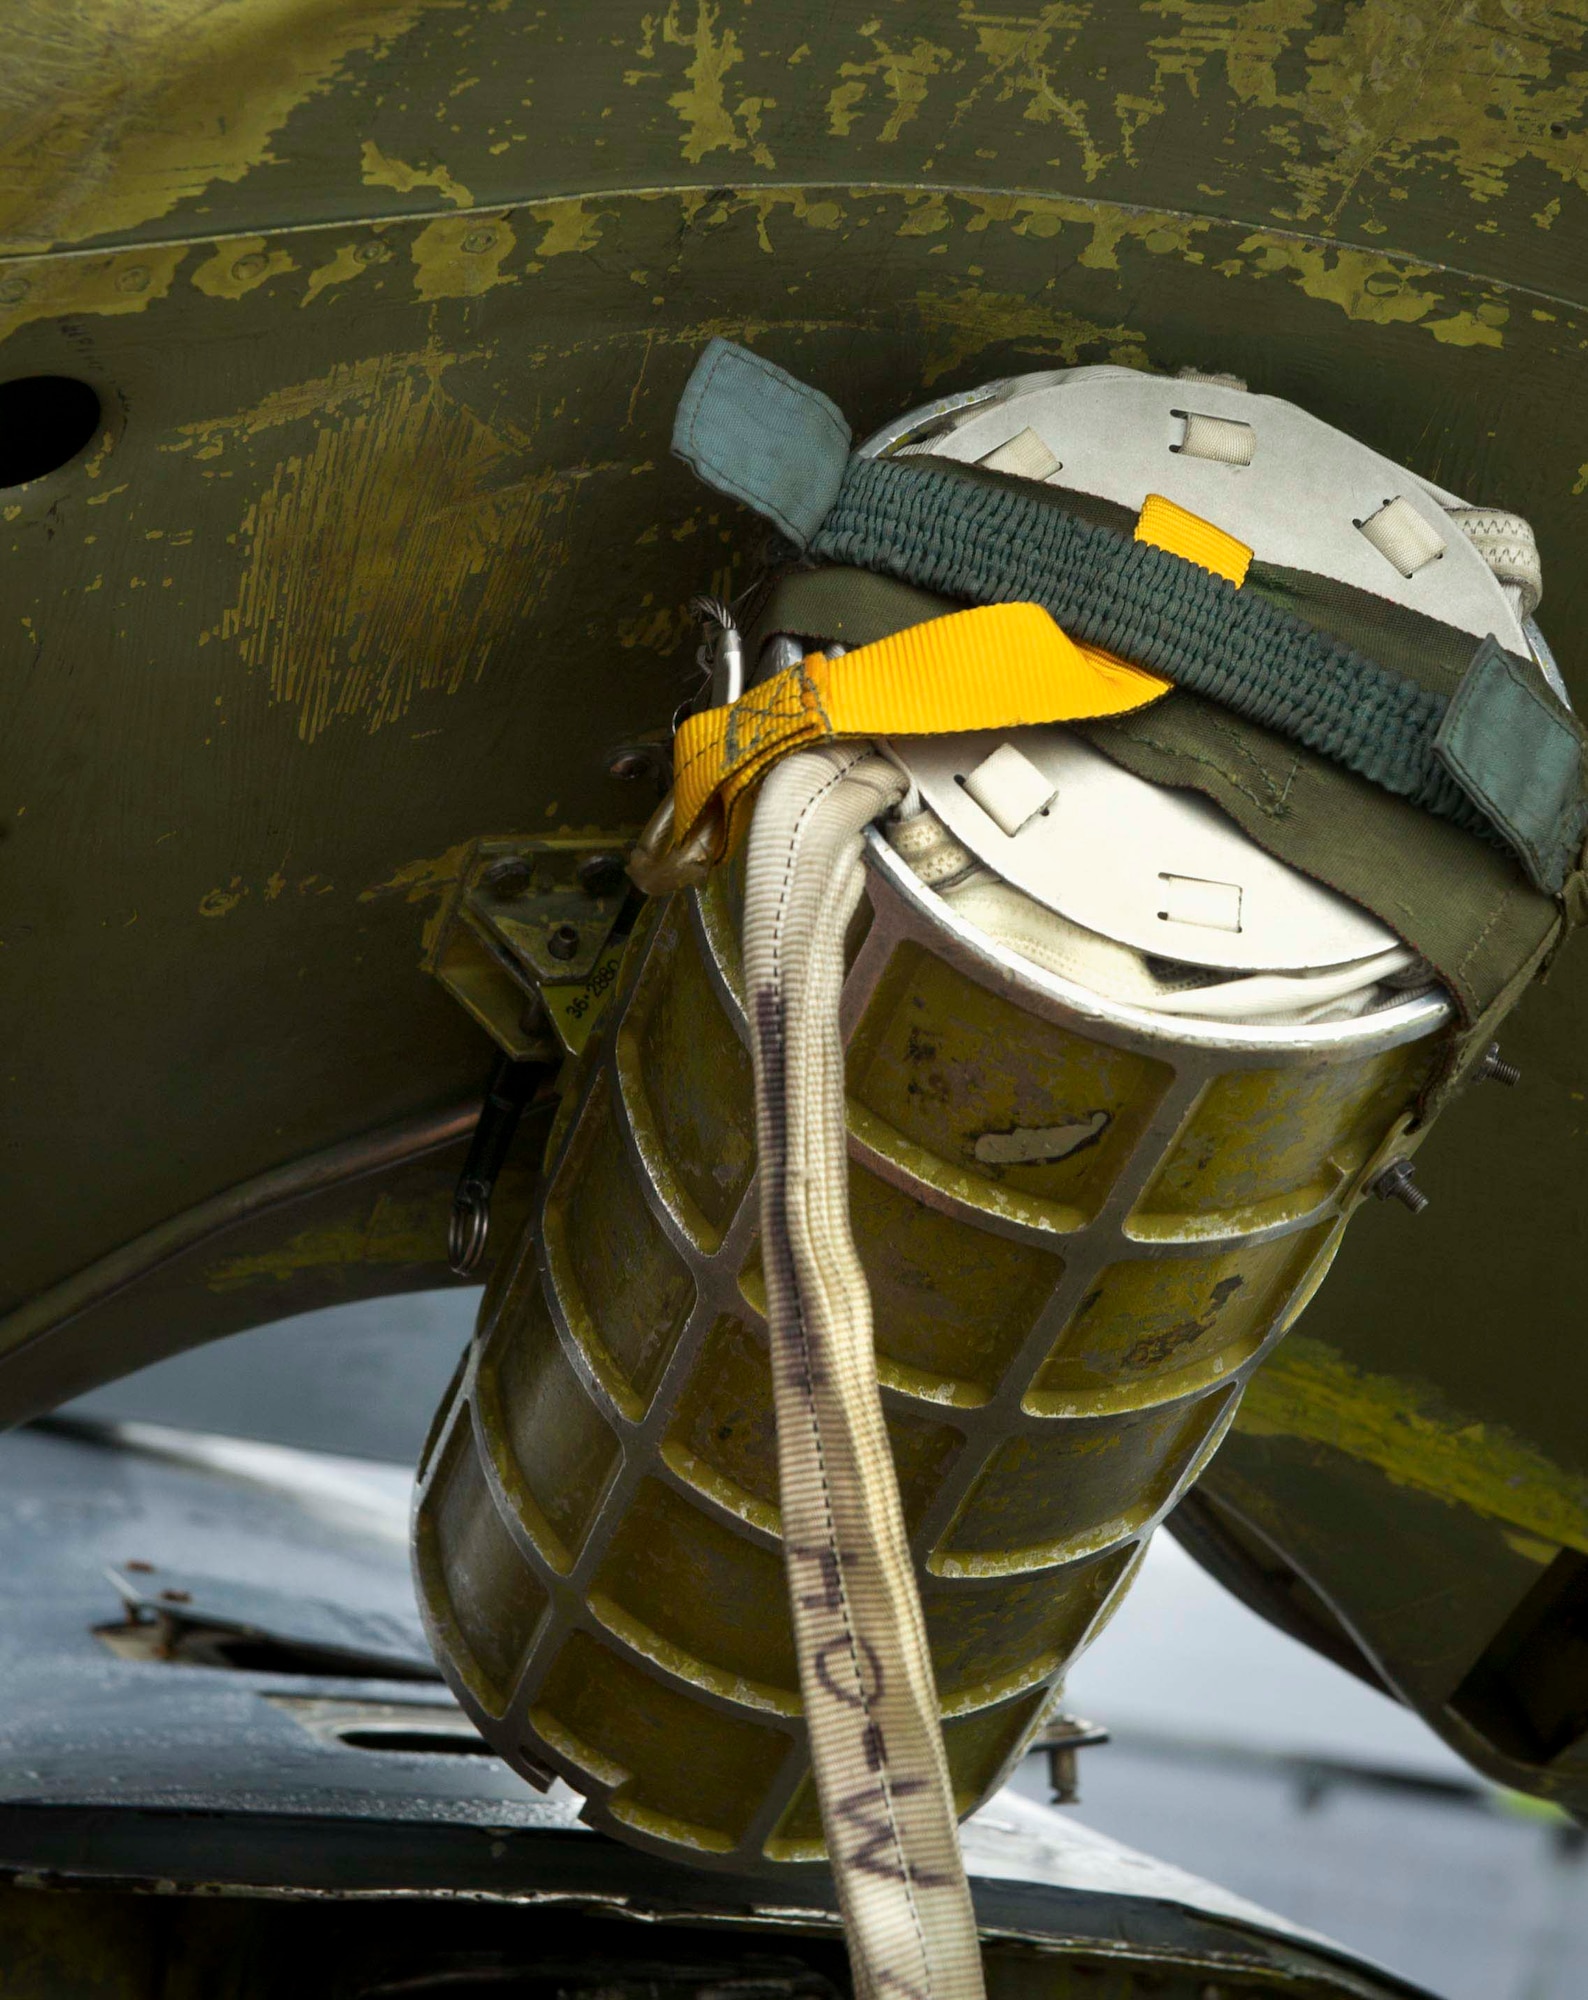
[676,342,1586,899]
[752,565,1562,1026]
[1433,637,1588,896]
[1077,695,1561,1028]
[671,338,850,550]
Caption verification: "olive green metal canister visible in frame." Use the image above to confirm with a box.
[414,834,1448,1873]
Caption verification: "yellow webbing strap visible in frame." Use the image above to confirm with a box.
[1136,492,1252,585]
[670,495,1251,860]
[672,603,1170,856]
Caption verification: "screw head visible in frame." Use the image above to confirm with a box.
[577,853,627,896]
[461,228,498,255]
[1475,1041,1522,1087]
[353,240,388,265]
[1371,1158,1429,1213]
[230,253,268,283]
[546,921,581,962]
[115,265,150,294]
[481,856,533,897]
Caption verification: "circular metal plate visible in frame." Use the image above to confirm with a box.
[893,727,1401,972]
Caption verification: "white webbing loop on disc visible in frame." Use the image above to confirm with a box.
[1174,410,1255,466]
[743,745,986,2000]
[1355,495,1446,576]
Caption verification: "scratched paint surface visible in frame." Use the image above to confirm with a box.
[4,175,1584,1324]
[6,0,1588,298]
[0,0,1586,1815]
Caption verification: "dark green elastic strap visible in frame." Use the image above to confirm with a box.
[809,454,1586,894]
[757,564,1566,1029]
[671,339,1586,893]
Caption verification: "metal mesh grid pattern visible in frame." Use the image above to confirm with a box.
[414,835,1447,1874]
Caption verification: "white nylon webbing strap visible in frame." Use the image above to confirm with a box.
[744,746,985,2000]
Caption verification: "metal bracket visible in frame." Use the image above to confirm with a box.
[424,835,633,1062]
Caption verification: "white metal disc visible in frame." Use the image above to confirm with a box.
[892,727,1401,972]
[865,365,1528,652]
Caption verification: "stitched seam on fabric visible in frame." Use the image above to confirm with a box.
[1456,880,1517,984]
[1105,728,1286,817]
[1203,716,1301,814]
[761,755,933,1974]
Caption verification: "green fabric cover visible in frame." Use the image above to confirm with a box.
[753,566,1565,1031]
[809,454,1584,893]
[673,342,1587,892]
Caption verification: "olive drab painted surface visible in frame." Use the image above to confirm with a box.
[413,838,1447,1868]
[2,2,1586,1812]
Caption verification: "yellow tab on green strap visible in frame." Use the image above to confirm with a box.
[672,602,1173,859]
[1136,493,1252,585]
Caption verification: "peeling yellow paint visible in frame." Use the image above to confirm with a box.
[534,199,606,259]
[360,138,473,208]
[1144,0,1588,225]
[301,239,379,307]
[198,878,247,919]
[1219,234,1508,346]
[0,0,441,253]
[964,7,1111,180]
[197,869,330,915]
[1143,0,1313,114]
[410,211,516,301]
[827,28,953,145]
[0,244,187,342]
[1423,308,1507,350]
[358,838,475,906]
[914,281,1149,385]
[191,235,297,300]
[897,191,954,238]
[1237,1335,1588,1556]
[616,599,696,655]
[204,1192,446,1288]
[1503,1531,1560,1567]
[660,0,775,168]
[170,348,444,453]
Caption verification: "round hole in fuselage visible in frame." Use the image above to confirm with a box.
[0,375,104,487]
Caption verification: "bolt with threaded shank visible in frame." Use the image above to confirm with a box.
[1372,1158,1429,1214]
[1474,1042,1522,1087]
